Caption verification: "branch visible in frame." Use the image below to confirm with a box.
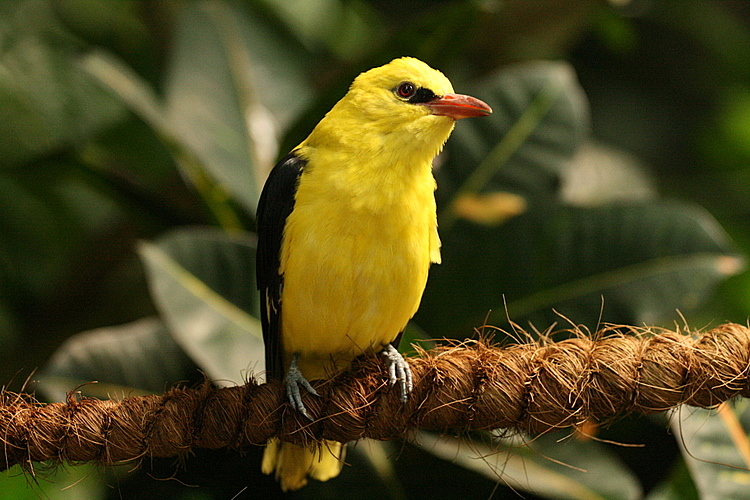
[3,323,750,471]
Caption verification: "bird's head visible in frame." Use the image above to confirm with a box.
[345,57,491,138]
[304,58,491,163]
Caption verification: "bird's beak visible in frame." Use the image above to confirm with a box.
[424,93,492,120]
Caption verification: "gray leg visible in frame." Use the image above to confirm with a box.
[381,344,413,402]
[285,353,319,420]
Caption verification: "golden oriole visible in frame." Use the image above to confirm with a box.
[256,56,491,491]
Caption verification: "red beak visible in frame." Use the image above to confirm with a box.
[424,93,492,120]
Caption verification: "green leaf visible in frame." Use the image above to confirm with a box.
[437,60,589,218]
[418,61,595,337]
[164,1,313,215]
[79,50,169,136]
[38,317,197,401]
[80,49,243,230]
[646,461,699,500]
[0,163,121,300]
[257,0,382,60]
[138,227,264,384]
[504,202,744,328]
[420,62,742,338]
[418,201,744,338]
[0,0,125,167]
[0,463,105,500]
[413,430,641,500]
[670,401,750,499]
[82,2,312,221]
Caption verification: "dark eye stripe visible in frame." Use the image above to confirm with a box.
[408,87,439,104]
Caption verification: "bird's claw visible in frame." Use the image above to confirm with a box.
[381,344,413,403]
[285,354,319,420]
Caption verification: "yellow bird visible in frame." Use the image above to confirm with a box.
[256,57,491,491]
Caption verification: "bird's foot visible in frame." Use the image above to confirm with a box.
[381,344,413,403]
[285,353,319,420]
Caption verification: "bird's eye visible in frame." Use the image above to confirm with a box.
[395,82,416,99]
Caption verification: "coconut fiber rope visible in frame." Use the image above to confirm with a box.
[2,322,750,471]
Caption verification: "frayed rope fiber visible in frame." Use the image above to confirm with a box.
[3,323,750,470]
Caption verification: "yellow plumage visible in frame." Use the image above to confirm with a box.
[258,57,490,491]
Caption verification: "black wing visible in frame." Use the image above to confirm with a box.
[256,152,306,380]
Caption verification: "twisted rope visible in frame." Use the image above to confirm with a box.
[3,323,749,471]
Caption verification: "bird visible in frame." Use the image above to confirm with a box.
[256,56,491,491]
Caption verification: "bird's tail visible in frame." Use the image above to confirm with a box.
[261,438,345,491]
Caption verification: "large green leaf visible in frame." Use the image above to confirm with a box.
[418,60,593,337]
[419,200,743,338]
[80,50,245,230]
[0,0,125,167]
[670,402,750,499]
[503,202,744,328]
[0,163,121,300]
[80,50,169,137]
[413,430,641,500]
[437,60,589,217]
[646,462,700,500]
[83,1,312,217]
[0,463,105,500]
[138,227,264,384]
[164,1,313,215]
[38,317,197,401]
[418,61,742,338]
[257,0,381,60]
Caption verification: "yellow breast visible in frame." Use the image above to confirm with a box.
[279,149,439,379]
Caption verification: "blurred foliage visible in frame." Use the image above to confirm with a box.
[1,0,750,498]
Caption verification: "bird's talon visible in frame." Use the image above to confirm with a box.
[381,344,413,403]
[285,354,316,420]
